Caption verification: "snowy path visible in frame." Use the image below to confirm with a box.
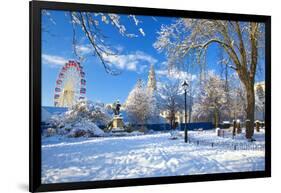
[41,131,265,183]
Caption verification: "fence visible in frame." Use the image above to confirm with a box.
[186,137,265,151]
[179,122,214,131]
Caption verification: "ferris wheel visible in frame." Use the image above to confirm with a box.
[54,60,86,107]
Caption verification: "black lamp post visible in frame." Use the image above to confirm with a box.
[182,80,189,143]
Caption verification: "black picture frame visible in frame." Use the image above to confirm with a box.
[29,1,271,192]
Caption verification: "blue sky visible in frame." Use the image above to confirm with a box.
[41,10,265,106]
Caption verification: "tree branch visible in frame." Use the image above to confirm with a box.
[78,12,121,75]
[249,22,258,82]
[234,21,247,70]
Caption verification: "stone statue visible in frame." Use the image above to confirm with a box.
[113,100,121,116]
[111,100,125,132]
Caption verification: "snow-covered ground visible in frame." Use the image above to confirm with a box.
[41,129,265,184]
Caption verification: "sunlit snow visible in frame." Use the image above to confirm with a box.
[42,130,265,183]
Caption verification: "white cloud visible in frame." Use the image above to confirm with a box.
[155,68,196,81]
[115,45,124,52]
[42,54,67,67]
[102,51,157,72]
[75,45,91,55]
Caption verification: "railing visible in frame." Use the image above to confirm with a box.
[186,137,265,151]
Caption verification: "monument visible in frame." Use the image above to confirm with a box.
[111,100,125,132]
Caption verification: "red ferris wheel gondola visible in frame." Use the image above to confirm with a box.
[81,79,86,85]
[56,79,62,85]
[80,71,85,78]
[80,88,86,94]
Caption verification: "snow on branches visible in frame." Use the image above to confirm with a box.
[154,18,265,138]
[124,78,162,128]
[158,80,184,129]
[154,19,264,73]
[46,100,111,137]
[192,72,228,126]
[124,79,152,127]
[192,72,248,125]
[65,100,111,126]
[69,12,145,75]
[43,10,146,75]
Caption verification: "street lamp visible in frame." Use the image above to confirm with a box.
[182,80,189,143]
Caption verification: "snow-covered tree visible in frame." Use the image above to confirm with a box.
[228,74,247,121]
[255,83,265,120]
[154,19,265,139]
[192,72,228,127]
[147,92,162,124]
[192,72,248,125]
[46,100,111,137]
[125,79,151,129]
[158,80,184,129]
[65,100,111,126]
[255,84,265,110]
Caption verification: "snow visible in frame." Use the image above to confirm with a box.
[67,119,105,137]
[43,101,112,137]
[41,129,265,184]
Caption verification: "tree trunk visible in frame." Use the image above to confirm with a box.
[244,82,255,139]
[214,108,219,128]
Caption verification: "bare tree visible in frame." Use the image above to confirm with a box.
[154,19,264,139]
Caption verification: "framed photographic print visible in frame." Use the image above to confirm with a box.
[30,0,271,192]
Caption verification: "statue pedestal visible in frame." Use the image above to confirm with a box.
[112,115,125,132]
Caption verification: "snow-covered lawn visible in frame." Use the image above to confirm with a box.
[41,130,265,184]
